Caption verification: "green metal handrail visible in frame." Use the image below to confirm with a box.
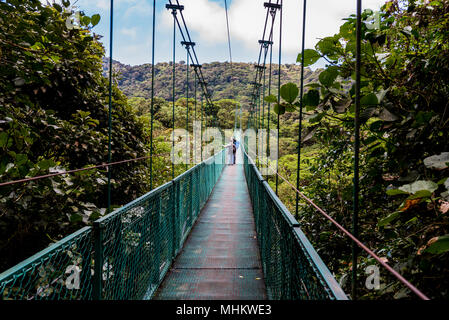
[0,150,226,300]
[242,144,348,300]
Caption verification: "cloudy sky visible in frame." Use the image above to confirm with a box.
[72,0,387,68]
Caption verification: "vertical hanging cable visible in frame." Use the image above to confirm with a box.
[150,0,156,190]
[201,94,203,162]
[352,0,362,300]
[275,0,283,195]
[261,58,266,167]
[223,0,237,131]
[267,43,273,159]
[107,0,114,213]
[295,0,307,217]
[185,45,190,171]
[194,69,197,164]
[171,8,177,179]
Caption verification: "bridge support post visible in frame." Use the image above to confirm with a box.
[189,168,193,228]
[152,195,161,285]
[93,221,104,300]
[171,180,180,258]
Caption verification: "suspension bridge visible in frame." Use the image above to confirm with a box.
[0,0,430,300]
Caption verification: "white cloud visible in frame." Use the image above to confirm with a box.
[120,27,138,38]
[162,0,228,45]
[162,0,387,56]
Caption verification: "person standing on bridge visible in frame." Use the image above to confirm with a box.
[232,138,239,165]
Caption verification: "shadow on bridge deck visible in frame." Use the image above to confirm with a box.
[153,163,267,300]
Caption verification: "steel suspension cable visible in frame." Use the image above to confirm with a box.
[107,0,114,213]
[247,0,279,167]
[201,93,203,162]
[171,0,214,108]
[171,7,177,179]
[267,40,273,158]
[150,0,156,190]
[185,45,190,170]
[222,0,238,131]
[352,0,362,300]
[224,0,232,65]
[275,0,283,195]
[194,68,197,164]
[295,0,307,217]
[261,61,266,165]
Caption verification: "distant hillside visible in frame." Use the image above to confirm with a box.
[104,59,322,105]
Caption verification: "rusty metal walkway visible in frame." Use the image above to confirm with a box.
[154,163,267,300]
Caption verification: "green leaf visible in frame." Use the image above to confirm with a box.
[316,37,340,59]
[386,189,409,196]
[91,14,101,27]
[407,190,432,200]
[15,154,28,166]
[81,16,91,26]
[360,93,378,106]
[273,103,285,115]
[398,180,438,195]
[70,214,83,223]
[37,159,56,170]
[425,235,449,254]
[360,107,376,122]
[53,3,62,12]
[264,94,277,104]
[0,132,8,148]
[318,66,339,87]
[370,120,383,132]
[298,49,321,67]
[280,83,299,104]
[423,152,449,170]
[308,112,325,123]
[378,211,400,227]
[303,89,320,107]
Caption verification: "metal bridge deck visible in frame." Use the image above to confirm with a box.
[153,163,267,300]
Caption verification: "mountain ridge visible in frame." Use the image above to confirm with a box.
[103,59,322,105]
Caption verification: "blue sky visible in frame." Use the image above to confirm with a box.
[71,0,386,68]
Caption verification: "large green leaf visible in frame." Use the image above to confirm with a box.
[316,37,340,60]
[303,89,320,107]
[423,152,449,170]
[319,66,339,87]
[280,83,299,104]
[91,14,101,27]
[264,94,277,103]
[398,180,438,195]
[386,189,409,196]
[298,49,321,67]
[273,103,285,115]
[360,93,378,106]
[407,190,432,200]
[378,211,400,227]
[37,159,56,170]
[425,235,449,254]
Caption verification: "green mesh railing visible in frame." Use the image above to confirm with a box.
[242,146,348,300]
[0,150,226,300]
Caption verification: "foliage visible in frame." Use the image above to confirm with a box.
[105,59,322,108]
[0,0,149,271]
[264,0,449,299]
